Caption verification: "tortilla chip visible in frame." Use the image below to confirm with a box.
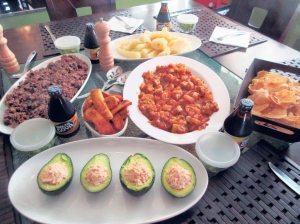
[262,105,288,119]
[270,89,296,105]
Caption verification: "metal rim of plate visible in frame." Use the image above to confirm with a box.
[39,11,146,57]
[163,140,300,224]
[170,8,267,58]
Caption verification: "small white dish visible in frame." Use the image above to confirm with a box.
[81,100,128,137]
[10,118,55,153]
[177,14,199,33]
[195,132,240,173]
[54,36,81,54]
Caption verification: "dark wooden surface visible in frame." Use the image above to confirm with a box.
[3,0,300,78]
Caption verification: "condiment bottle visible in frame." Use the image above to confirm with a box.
[95,18,114,71]
[84,23,99,64]
[223,98,254,150]
[48,85,80,137]
[156,1,171,31]
[0,24,20,74]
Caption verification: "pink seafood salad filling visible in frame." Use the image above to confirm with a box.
[123,162,150,186]
[166,164,192,190]
[85,164,108,186]
[39,163,68,185]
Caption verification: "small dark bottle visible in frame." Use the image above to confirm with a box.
[156,1,171,31]
[223,98,254,150]
[84,23,99,64]
[48,85,80,137]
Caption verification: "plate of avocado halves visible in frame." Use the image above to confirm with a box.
[8,137,208,224]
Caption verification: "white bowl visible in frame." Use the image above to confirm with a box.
[10,118,55,152]
[54,36,81,54]
[177,14,199,33]
[195,132,240,174]
[81,100,128,137]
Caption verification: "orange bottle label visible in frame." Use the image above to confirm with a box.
[54,113,79,135]
[85,47,99,61]
[224,131,249,149]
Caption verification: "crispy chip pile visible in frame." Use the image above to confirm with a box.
[248,71,300,128]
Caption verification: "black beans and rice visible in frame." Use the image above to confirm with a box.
[4,55,89,128]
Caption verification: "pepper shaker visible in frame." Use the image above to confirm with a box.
[0,24,20,74]
[94,18,114,71]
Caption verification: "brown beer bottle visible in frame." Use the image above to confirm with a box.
[48,85,80,137]
[223,98,254,150]
[84,23,99,64]
[156,1,171,31]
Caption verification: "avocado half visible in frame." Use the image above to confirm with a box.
[120,153,155,196]
[37,153,73,195]
[80,153,112,193]
[161,157,196,198]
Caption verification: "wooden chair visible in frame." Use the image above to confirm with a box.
[44,0,116,21]
[226,0,299,40]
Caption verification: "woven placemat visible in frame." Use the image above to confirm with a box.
[282,58,300,68]
[171,8,267,58]
[161,140,300,224]
[39,11,145,57]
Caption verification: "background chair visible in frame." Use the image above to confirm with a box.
[44,0,116,21]
[115,0,161,10]
[226,0,299,41]
[1,8,50,30]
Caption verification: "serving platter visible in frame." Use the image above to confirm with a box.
[110,32,202,61]
[0,53,92,135]
[123,55,230,145]
[8,137,208,224]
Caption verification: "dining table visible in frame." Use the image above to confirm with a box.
[1,1,300,224]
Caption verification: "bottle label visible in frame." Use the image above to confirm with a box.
[85,47,99,61]
[156,22,171,31]
[54,113,79,136]
[224,131,249,149]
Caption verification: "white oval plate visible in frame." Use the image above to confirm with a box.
[111,32,202,61]
[0,53,92,135]
[123,55,230,145]
[8,137,208,224]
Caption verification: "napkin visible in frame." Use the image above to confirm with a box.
[209,26,251,48]
[108,16,144,34]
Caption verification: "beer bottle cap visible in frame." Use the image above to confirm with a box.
[86,23,94,29]
[48,85,62,96]
[240,98,253,111]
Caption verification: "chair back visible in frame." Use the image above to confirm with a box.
[226,0,299,40]
[44,0,116,21]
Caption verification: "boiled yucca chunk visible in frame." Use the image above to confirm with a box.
[169,38,191,54]
[151,38,168,51]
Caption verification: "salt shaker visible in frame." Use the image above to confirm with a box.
[0,24,20,74]
[94,18,114,71]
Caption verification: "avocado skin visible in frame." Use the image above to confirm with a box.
[120,173,154,196]
[38,178,72,196]
[119,153,155,196]
[161,157,196,198]
[80,153,112,193]
[37,153,73,195]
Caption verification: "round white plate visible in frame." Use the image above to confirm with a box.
[0,53,92,135]
[111,32,202,61]
[123,55,230,144]
[8,137,208,224]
